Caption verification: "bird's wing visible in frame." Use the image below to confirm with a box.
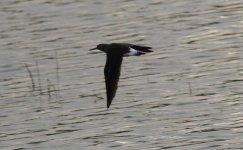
[104,54,123,108]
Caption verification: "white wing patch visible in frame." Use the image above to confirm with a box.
[123,47,138,57]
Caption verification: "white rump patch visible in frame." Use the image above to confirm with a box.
[123,47,138,56]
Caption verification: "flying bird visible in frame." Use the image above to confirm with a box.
[90,43,153,108]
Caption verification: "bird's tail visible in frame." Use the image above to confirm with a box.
[135,51,145,56]
[124,48,145,57]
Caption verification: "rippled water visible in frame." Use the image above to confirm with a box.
[1,0,243,149]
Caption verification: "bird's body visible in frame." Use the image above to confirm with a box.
[90,43,153,108]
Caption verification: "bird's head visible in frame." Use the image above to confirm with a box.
[90,44,108,53]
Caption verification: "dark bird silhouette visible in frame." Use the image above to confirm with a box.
[90,43,153,108]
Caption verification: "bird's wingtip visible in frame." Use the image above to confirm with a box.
[107,103,111,109]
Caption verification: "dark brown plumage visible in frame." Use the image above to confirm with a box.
[90,43,153,108]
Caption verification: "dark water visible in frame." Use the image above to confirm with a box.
[1,0,243,149]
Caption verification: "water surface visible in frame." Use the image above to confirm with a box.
[1,0,243,149]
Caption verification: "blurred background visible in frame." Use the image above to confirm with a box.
[1,0,243,149]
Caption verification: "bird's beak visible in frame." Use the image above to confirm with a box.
[89,47,97,51]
